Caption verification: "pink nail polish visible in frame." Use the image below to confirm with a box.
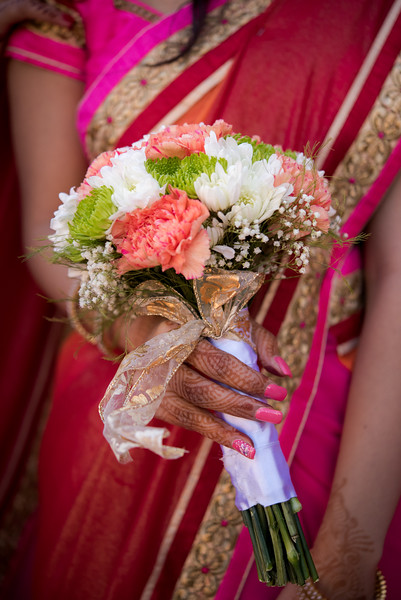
[255,406,282,424]
[232,439,256,459]
[264,383,287,401]
[273,356,293,378]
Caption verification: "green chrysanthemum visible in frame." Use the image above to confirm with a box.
[69,186,117,245]
[145,153,225,198]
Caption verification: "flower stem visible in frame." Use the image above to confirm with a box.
[241,500,318,587]
[242,510,269,583]
[272,504,304,585]
[265,506,287,586]
[249,506,273,572]
[294,512,319,583]
[281,501,309,582]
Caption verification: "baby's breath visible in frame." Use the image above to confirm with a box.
[78,245,129,316]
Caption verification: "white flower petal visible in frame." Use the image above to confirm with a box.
[212,245,235,260]
[49,187,79,250]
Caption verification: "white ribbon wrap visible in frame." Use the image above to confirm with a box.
[210,336,296,511]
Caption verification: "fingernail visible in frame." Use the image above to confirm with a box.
[273,356,293,378]
[232,439,256,459]
[255,406,282,424]
[264,383,287,401]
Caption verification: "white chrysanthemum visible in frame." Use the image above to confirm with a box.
[204,132,253,166]
[87,147,163,219]
[206,215,227,246]
[194,161,242,212]
[49,187,79,250]
[266,153,287,176]
[131,134,149,149]
[227,159,293,225]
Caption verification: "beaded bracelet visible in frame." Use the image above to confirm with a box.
[296,570,386,600]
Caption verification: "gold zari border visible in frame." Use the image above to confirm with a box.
[275,52,401,419]
[114,0,161,23]
[172,470,243,599]
[173,52,401,598]
[24,0,85,48]
[86,0,271,158]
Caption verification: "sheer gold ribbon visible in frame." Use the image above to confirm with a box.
[99,268,264,463]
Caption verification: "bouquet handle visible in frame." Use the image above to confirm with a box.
[209,334,318,586]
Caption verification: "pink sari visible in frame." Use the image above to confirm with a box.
[4,1,401,598]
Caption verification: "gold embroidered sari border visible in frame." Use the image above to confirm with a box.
[173,49,401,600]
[86,0,272,158]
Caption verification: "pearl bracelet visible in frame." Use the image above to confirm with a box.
[296,570,387,600]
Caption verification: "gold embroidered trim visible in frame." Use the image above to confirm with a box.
[25,1,85,48]
[113,0,161,23]
[328,269,364,330]
[274,52,401,423]
[86,0,271,158]
[173,52,401,598]
[172,469,243,599]
[140,438,214,600]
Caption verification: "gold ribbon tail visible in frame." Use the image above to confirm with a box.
[100,321,205,463]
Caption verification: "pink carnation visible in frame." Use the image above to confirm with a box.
[111,187,211,280]
[310,204,330,233]
[275,155,331,210]
[76,149,122,200]
[143,120,233,160]
[274,154,332,234]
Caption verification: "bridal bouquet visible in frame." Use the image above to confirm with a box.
[49,120,338,586]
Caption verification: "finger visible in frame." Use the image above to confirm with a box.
[251,319,292,378]
[171,364,282,424]
[156,390,257,459]
[186,338,288,402]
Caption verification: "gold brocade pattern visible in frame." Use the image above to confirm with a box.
[173,53,401,597]
[25,1,85,47]
[275,52,401,420]
[328,269,364,330]
[86,0,272,158]
[172,470,243,600]
[113,0,161,23]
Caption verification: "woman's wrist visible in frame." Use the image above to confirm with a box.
[296,570,386,600]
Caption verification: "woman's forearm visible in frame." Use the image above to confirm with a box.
[311,173,401,598]
[8,59,88,304]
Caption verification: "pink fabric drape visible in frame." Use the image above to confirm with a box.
[0,60,60,517]
[2,1,401,598]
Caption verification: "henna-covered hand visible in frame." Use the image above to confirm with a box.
[115,315,292,459]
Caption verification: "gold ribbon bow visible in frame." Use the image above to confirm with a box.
[100,268,264,463]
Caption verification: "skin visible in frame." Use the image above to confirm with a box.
[6,4,401,595]
[276,173,401,599]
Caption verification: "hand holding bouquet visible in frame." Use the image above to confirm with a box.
[50,120,339,586]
